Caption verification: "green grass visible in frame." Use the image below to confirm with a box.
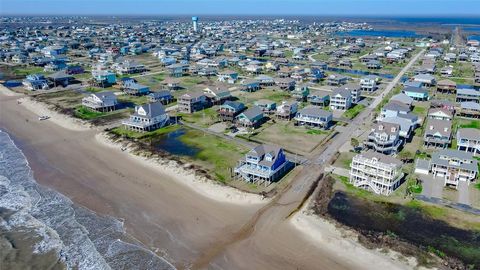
[413,106,427,116]
[179,129,247,183]
[110,125,180,139]
[13,66,44,76]
[343,104,366,119]
[178,107,219,127]
[118,95,149,106]
[306,129,328,135]
[406,200,447,219]
[74,106,106,120]
[475,183,480,191]
[459,120,480,129]
[85,87,103,93]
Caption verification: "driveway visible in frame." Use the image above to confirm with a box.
[457,180,470,205]
[420,175,443,199]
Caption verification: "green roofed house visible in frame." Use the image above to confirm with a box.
[218,101,246,122]
[254,99,277,114]
[235,106,264,129]
[292,84,310,101]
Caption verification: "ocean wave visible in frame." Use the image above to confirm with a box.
[0,130,175,270]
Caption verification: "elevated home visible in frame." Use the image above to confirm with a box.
[47,71,73,87]
[382,116,414,140]
[459,102,480,119]
[122,102,169,132]
[166,63,189,77]
[148,90,174,104]
[234,144,290,186]
[440,66,453,77]
[428,149,478,188]
[457,128,480,156]
[274,78,296,91]
[241,79,261,92]
[326,74,348,86]
[424,119,452,149]
[402,86,429,101]
[22,74,49,90]
[255,75,275,86]
[91,70,116,87]
[380,101,411,119]
[341,83,362,104]
[391,93,413,108]
[218,101,246,122]
[217,70,238,84]
[360,75,377,92]
[122,80,150,96]
[294,106,333,129]
[365,122,402,155]
[366,60,382,69]
[330,87,352,111]
[349,152,403,196]
[307,91,330,107]
[430,99,456,112]
[276,101,298,120]
[114,60,146,75]
[178,92,209,113]
[412,74,436,87]
[427,107,453,121]
[161,77,181,90]
[292,85,310,101]
[254,99,277,114]
[437,79,457,93]
[235,106,264,129]
[456,88,480,103]
[66,65,84,75]
[203,86,231,105]
[82,91,118,112]
[197,67,218,77]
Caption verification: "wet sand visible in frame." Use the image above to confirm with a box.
[0,88,413,270]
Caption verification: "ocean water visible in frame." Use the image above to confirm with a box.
[0,130,176,270]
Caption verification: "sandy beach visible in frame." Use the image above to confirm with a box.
[0,86,415,270]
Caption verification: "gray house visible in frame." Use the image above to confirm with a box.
[122,102,170,132]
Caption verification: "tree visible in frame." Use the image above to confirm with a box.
[398,150,414,163]
[350,138,360,151]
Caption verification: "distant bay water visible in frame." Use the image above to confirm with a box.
[335,29,421,38]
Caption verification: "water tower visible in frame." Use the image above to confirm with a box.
[192,16,199,32]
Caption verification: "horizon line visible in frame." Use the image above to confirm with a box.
[2,14,480,17]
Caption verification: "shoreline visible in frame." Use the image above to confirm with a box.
[96,132,268,205]
[290,209,422,270]
[0,85,266,205]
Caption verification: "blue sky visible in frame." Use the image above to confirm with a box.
[1,0,480,15]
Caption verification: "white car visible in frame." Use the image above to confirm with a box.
[38,116,50,121]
